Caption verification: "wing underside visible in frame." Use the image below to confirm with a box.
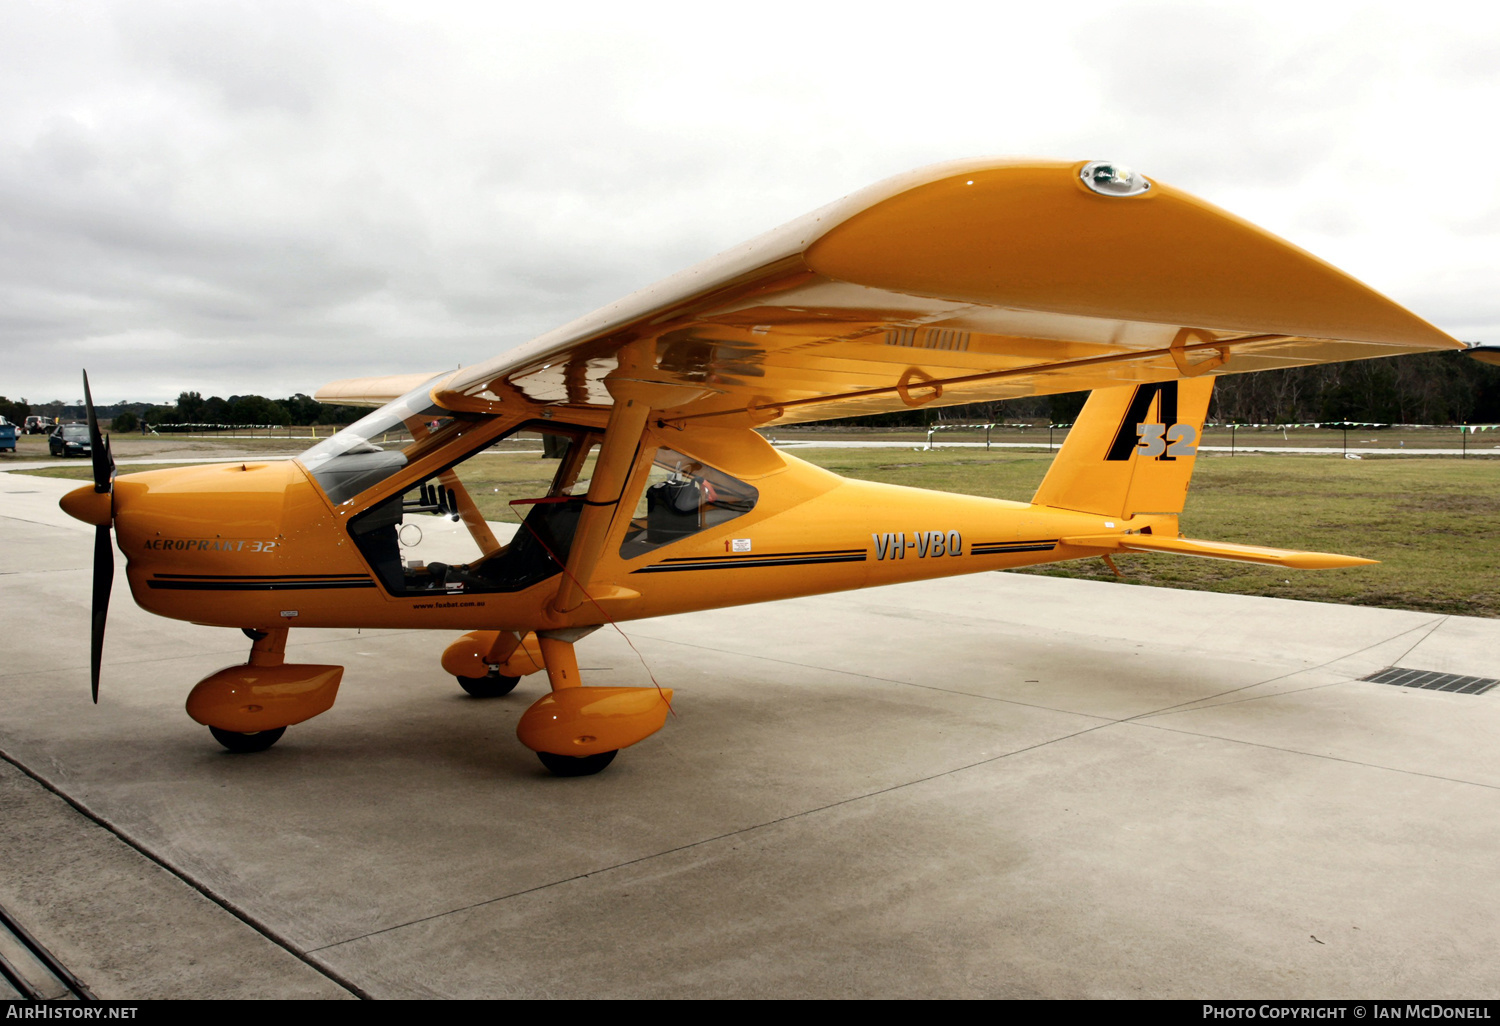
[326,160,1463,421]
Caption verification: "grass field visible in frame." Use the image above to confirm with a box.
[18,447,1499,618]
[769,423,1500,454]
[793,448,1500,617]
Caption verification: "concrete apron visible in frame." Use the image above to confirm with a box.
[2,472,1498,999]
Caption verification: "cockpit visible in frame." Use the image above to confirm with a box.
[296,379,758,598]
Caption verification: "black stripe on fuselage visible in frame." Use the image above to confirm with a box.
[970,539,1059,555]
[634,550,867,573]
[147,575,376,591]
[151,572,372,580]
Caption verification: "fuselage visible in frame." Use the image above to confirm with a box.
[98,410,1152,636]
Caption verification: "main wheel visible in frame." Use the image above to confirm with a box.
[457,672,520,698]
[209,725,286,753]
[537,749,617,777]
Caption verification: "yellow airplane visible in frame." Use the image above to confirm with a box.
[61,159,1464,775]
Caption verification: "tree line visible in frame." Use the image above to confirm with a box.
[0,392,372,432]
[5,351,1497,433]
[138,391,373,430]
[1207,351,1500,425]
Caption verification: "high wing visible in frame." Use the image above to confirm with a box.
[315,372,447,407]
[342,158,1459,425]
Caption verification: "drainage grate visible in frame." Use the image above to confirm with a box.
[1360,667,1499,695]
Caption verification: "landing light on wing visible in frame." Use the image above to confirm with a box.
[1079,160,1151,196]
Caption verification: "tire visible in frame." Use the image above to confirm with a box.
[209,725,286,753]
[457,672,520,698]
[537,749,618,777]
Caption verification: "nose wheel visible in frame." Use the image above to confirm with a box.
[209,725,286,753]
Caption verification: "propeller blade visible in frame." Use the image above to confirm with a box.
[82,371,115,702]
[91,524,114,704]
[82,370,114,494]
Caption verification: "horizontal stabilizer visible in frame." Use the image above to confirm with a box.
[1060,534,1376,570]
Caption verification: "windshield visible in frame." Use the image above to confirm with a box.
[61,425,89,440]
[298,375,467,504]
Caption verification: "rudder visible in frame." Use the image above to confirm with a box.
[1032,377,1214,518]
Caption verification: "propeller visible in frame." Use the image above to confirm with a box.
[82,371,115,703]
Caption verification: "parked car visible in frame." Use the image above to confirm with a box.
[24,416,53,434]
[48,423,92,457]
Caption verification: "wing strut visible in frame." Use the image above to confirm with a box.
[553,350,714,613]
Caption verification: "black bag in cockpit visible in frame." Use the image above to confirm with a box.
[646,478,702,542]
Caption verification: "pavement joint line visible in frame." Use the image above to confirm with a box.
[0,647,295,683]
[1131,719,1500,793]
[0,629,433,684]
[1125,615,1449,720]
[1134,617,1459,717]
[0,568,90,576]
[618,627,1128,723]
[306,715,1128,956]
[0,514,77,530]
[0,748,372,1001]
[1389,614,1454,665]
[619,624,1383,726]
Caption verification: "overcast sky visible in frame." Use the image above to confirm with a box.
[2,0,1497,405]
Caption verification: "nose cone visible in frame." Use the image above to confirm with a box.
[60,484,112,526]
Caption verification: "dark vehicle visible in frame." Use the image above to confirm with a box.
[49,423,92,457]
[0,418,14,453]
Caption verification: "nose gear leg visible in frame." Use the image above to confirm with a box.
[186,627,344,752]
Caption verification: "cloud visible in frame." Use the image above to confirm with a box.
[0,0,1497,405]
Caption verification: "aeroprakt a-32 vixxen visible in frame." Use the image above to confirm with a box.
[62,159,1476,775]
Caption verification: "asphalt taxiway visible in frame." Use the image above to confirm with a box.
[2,472,1498,999]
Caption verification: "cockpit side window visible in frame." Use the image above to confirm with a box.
[346,422,601,597]
[618,447,758,560]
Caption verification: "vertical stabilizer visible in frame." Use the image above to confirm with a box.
[1032,377,1214,518]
